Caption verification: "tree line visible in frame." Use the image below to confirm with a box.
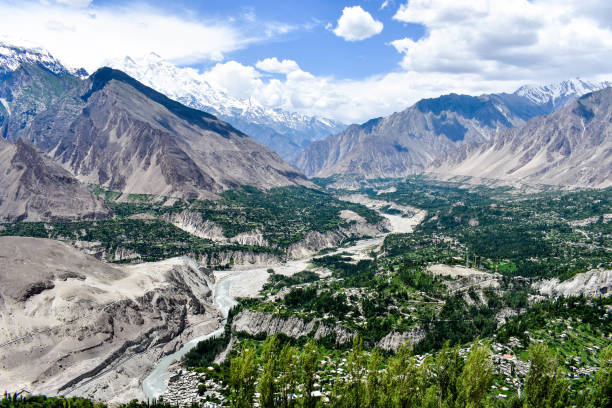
[225,335,611,408]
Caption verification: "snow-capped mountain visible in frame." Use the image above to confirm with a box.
[0,42,67,75]
[514,78,611,108]
[107,54,345,160]
[0,42,88,77]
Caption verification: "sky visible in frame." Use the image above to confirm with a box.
[1,0,612,123]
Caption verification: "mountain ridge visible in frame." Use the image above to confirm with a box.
[294,79,611,181]
[107,53,345,159]
[1,56,311,200]
[0,137,111,221]
[430,87,612,187]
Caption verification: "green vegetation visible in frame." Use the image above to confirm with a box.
[3,176,610,407]
[189,333,612,407]
[245,241,533,350]
[102,185,382,248]
[0,185,383,264]
[204,177,610,406]
[370,177,612,278]
[262,270,320,295]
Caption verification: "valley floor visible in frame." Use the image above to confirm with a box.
[1,177,610,408]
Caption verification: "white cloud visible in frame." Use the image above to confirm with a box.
[193,56,518,124]
[203,61,262,99]
[255,57,300,74]
[391,0,612,81]
[333,6,383,41]
[0,1,292,72]
[4,0,612,126]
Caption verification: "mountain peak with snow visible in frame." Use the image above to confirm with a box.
[106,54,345,159]
[514,77,612,108]
[0,41,88,78]
[0,42,67,75]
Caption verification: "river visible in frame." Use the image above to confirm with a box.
[141,202,426,399]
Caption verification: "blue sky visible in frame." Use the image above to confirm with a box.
[91,0,426,79]
[1,0,612,122]
[192,0,425,79]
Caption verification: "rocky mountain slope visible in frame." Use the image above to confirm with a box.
[0,57,82,141]
[1,62,310,199]
[535,269,611,298]
[0,138,110,221]
[108,54,345,160]
[431,87,612,187]
[294,79,610,179]
[515,78,612,109]
[0,237,219,403]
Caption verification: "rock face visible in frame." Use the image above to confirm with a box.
[0,138,110,221]
[0,55,81,142]
[515,78,612,109]
[161,211,227,241]
[293,79,610,180]
[14,67,310,198]
[231,310,424,352]
[107,53,345,161]
[377,329,425,353]
[231,309,354,346]
[293,92,549,178]
[0,42,73,75]
[432,87,612,187]
[535,269,611,298]
[1,59,310,199]
[164,210,388,267]
[0,237,219,403]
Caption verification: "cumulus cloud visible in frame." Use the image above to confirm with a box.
[5,0,612,125]
[196,55,522,124]
[203,61,262,99]
[333,6,383,41]
[391,0,612,81]
[255,57,300,74]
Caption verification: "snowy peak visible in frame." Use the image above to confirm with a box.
[106,54,345,159]
[515,78,612,108]
[0,42,68,75]
[106,53,342,130]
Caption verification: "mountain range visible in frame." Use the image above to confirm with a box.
[1,40,610,224]
[0,44,311,220]
[293,78,611,182]
[431,87,612,187]
[107,54,345,160]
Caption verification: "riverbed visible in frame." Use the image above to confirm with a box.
[141,199,426,399]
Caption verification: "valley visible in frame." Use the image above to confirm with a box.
[0,34,611,408]
[137,178,611,408]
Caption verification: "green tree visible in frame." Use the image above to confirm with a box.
[456,341,493,408]
[345,335,366,407]
[435,341,464,407]
[364,348,383,408]
[587,344,612,408]
[384,342,428,408]
[229,345,257,408]
[299,339,319,408]
[523,343,568,408]
[278,343,299,408]
[259,335,280,408]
